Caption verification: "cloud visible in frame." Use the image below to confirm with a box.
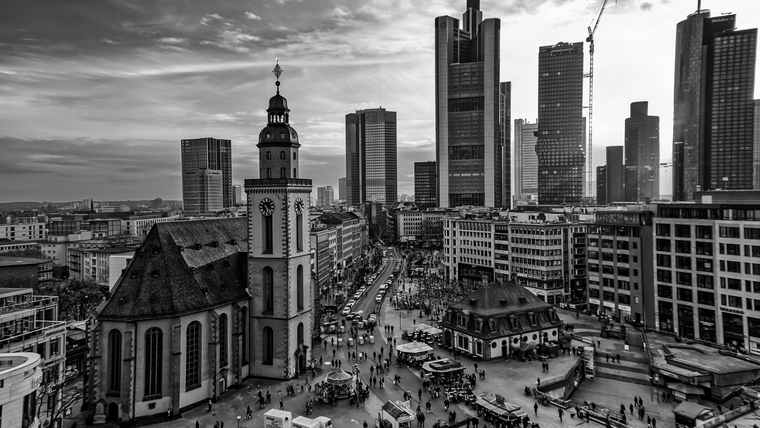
[158,37,186,44]
[641,2,653,11]
[200,13,224,26]
[245,12,262,20]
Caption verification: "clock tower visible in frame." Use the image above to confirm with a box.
[246,61,312,379]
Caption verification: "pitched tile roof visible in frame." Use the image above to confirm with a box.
[97,218,249,321]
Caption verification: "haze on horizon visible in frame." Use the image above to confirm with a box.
[1,0,759,203]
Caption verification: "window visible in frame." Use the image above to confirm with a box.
[697,291,715,306]
[297,265,304,310]
[144,327,163,397]
[696,258,713,272]
[658,285,672,299]
[657,269,672,283]
[186,322,201,389]
[262,327,274,365]
[745,245,760,258]
[720,243,740,255]
[280,151,286,159]
[263,267,274,313]
[676,256,691,270]
[22,393,35,428]
[219,314,228,366]
[697,274,714,289]
[719,226,740,238]
[656,239,671,252]
[675,241,691,254]
[293,152,297,160]
[296,213,303,252]
[280,168,286,178]
[677,288,693,302]
[727,295,743,308]
[266,151,271,160]
[721,277,742,290]
[676,272,692,286]
[266,168,271,178]
[293,168,297,178]
[108,330,122,393]
[656,254,671,268]
[656,224,671,237]
[696,241,713,255]
[263,215,273,254]
[745,228,760,240]
[721,260,741,273]
[241,307,248,363]
[675,225,691,238]
[695,225,712,239]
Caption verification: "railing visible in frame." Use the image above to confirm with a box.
[0,295,58,316]
[0,320,66,351]
[697,401,757,428]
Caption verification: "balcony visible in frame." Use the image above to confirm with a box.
[0,319,67,353]
[0,295,58,318]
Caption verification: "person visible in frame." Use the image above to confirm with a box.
[208,399,212,413]
[279,398,284,410]
[534,402,538,415]
[196,421,200,428]
[558,408,564,421]
[364,421,368,428]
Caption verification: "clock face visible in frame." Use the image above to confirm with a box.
[295,197,304,214]
[259,198,275,216]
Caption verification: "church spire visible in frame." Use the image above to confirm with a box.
[272,58,283,94]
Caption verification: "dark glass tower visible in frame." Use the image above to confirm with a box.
[673,11,757,200]
[605,146,624,204]
[513,119,539,202]
[625,101,660,202]
[435,0,509,208]
[596,165,607,205]
[180,137,232,215]
[414,161,437,209]
[345,108,398,206]
[536,42,585,205]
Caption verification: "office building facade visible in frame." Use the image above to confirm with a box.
[345,108,398,206]
[317,186,335,208]
[435,0,509,208]
[605,146,624,204]
[624,102,660,202]
[338,177,347,201]
[181,137,232,215]
[672,11,758,200]
[514,119,539,202]
[536,42,585,205]
[596,166,607,206]
[414,161,437,209]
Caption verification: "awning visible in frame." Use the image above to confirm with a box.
[667,382,704,395]
[475,398,508,416]
[396,342,434,354]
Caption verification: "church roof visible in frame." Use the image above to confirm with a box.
[97,218,249,321]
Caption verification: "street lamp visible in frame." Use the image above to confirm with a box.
[237,415,241,428]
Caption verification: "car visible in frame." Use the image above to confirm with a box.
[353,292,362,300]
[65,366,79,381]
[341,307,351,316]
[375,295,383,303]
[379,285,387,292]
[368,313,377,324]
[347,311,358,320]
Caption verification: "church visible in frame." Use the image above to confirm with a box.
[87,62,314,425]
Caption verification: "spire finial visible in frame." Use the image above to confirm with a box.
[272,58,283,94]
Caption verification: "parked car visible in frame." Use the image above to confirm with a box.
[341,307,351,316]
[64,366,79,381]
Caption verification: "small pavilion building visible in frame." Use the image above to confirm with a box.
[439,281,563,360]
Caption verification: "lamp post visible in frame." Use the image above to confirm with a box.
[237,415,241,428]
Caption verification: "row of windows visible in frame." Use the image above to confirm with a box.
[265,151,297,160]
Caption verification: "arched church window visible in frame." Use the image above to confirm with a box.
[241,307,248,363]
[297,265,304,310]
[280,151,286,159]
[293,152,297,160]
[219,313,228,366]
[186,322,201,389]
[266,168,271,179]
[293,168,297,178]
[263,327,274,365]
[108,329,122,392]
[144,327,163,397]
[280,168,286,178]
[263,267,274,313]
[266,151,271,160]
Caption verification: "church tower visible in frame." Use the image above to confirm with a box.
[246,61,312,379]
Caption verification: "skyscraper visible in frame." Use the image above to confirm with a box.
[672,10,758,200]
[181,137,232,215]
[500,82,512,208]
[317,186,334,207]
[535,42,585,205]
[435,0,509,208]
[414,161,437,209]
[232,184,243,206]
[625,101,660,202]
[605,146,624,204]
[596,165,607,205]
[345,108,397,206]
[513,119,539,202]
[338,177,347,201]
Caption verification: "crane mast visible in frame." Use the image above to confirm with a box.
[586,0,612,198]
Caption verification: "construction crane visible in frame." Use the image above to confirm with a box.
[585,0,614,197]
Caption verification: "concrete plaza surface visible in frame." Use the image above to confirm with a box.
[62,265,680,428]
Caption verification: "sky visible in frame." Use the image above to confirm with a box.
[1,0,759,203]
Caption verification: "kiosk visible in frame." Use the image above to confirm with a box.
[396,342,433,366]
[422,358,465,386]
[264,409,292,428]
[378,400,415,428]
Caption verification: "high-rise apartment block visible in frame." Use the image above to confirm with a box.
[181,137,232,215]
[513,119,539,203]
[624,102,660,202]
[232,184,243,206]
[338,177,347,201]
[536,42,585,205]
[672,11,758,200]
[414,161,437,209]
[605,146,624,204]
[345,108,398,206]
[317,186,335,208]
[435,0,510,208]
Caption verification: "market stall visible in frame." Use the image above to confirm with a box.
[314,369,356,403]
[396,342,434,366]
[422,358,465,386]
[378,400,415,428]
[475,392,527,423]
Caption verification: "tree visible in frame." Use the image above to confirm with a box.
[36,369,83,427]
[37,279,107,321]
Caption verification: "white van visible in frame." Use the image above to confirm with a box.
[379,284,387,292]
[314,416,333,428]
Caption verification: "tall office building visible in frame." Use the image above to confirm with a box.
[338,177,347,201]
[435,0,509,208]
[513,119,539,202]
[345,108,397,206]
[596,166,607,205]
[605,146,624,204]
[414,161,437,209]
[317,186,334,207]
[181,137,232,215]
[232,184,243,206]
[672,11,758,200]
[536,42,585,205]
[625,101,660,202]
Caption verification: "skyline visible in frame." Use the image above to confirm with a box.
[1,0,759,202]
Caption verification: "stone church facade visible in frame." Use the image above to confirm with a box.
[88,64,313,425]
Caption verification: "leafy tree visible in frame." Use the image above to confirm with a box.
[37,279,107,321]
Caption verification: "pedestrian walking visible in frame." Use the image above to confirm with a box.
[208,399,212,413]
[534,402,538,416]
[279,399,284,410]
[630,403,634,415]
[606,354,610,363]
[558,408,564,421]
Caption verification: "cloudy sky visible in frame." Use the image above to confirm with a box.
[1,0,759,203]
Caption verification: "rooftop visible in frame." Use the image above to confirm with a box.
[448,281,553,317]
[0,256,51,267]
